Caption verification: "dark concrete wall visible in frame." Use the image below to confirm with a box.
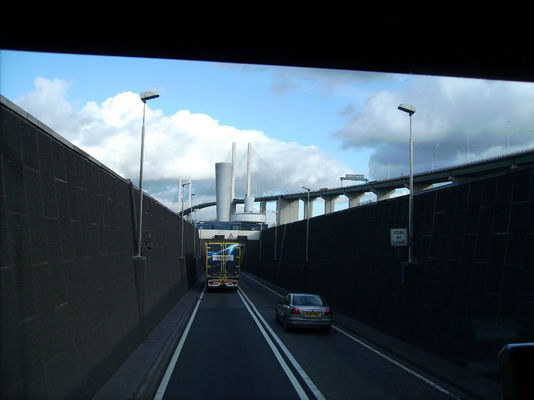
[1,100,201,399]
[244,166,534,381]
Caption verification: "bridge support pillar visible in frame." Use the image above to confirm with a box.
[260,201,267,216]
[229,202,236,218]
[322,195,338,214]
[302,197,316,219]
[413,183,433,192]
[347,192,366,207]
[277,197,299,225]
[372,188,396,201]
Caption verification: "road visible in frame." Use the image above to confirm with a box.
[154,273,461,400]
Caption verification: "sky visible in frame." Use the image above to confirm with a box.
[2,49,534,223]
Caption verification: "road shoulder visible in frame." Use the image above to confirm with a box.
[91,277,205,400]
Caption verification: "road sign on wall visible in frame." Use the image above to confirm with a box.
[390,228,408,247]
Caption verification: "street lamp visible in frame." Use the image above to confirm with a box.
[271,210,279,260]
[191,193,196,258]
[136,90,159,257]
[397,103,415,264]
[303,186,311,261]
[188,181,193,223]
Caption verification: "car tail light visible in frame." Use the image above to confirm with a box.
[324,308,332,315]
[290,307,301,314]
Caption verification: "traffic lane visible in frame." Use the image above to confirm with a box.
[161,288,303,400]
[240,274,455,400]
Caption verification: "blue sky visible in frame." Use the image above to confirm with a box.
[1,50,394,174]
[2,49,534,221]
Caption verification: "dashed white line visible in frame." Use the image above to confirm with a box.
[333,326,459,399]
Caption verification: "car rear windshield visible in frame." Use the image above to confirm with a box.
[293,295,324,306]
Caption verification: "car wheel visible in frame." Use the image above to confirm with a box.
[283,317,290,331]
[275,311,279,323]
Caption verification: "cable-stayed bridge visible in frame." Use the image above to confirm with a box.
[184,147,534,225]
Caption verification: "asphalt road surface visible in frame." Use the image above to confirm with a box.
[155,273,461,400]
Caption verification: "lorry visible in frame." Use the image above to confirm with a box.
[204,242,242,289]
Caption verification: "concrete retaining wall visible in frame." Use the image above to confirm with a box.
[244,166,534,381]
[1,98,201,399]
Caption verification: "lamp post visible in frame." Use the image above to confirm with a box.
[271,210,279,260]
[397,104,415,264]
[136,91,159,257]
[303,186,311,261]
[180,181,191,259]
[190,193,195,218]
[191,194,196,258]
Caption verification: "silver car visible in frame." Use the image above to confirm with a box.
[275,293,333,332]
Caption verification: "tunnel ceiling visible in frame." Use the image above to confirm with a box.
[2,22,533,83]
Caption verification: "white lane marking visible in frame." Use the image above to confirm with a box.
[242,273,460,399]
[239,287,326,400]
[153,285,206,400]
[237,289,310,400]
[242,272,283,297]
[333,326,459,399]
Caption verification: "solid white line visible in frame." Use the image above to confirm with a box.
[242,273,459,399]
[333,326,459,399]
[238,287,326,400]
[237,289,310,400]
[153,285,206,400]
[242,272,282,297]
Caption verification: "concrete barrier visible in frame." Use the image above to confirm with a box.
[244,165,534,383]
[1,97,202,399]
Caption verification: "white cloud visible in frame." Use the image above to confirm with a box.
[16,77,80,134]
[15,78,350,212]
[334,76,534,179]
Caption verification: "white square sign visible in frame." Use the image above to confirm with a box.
[390,228,408,247]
